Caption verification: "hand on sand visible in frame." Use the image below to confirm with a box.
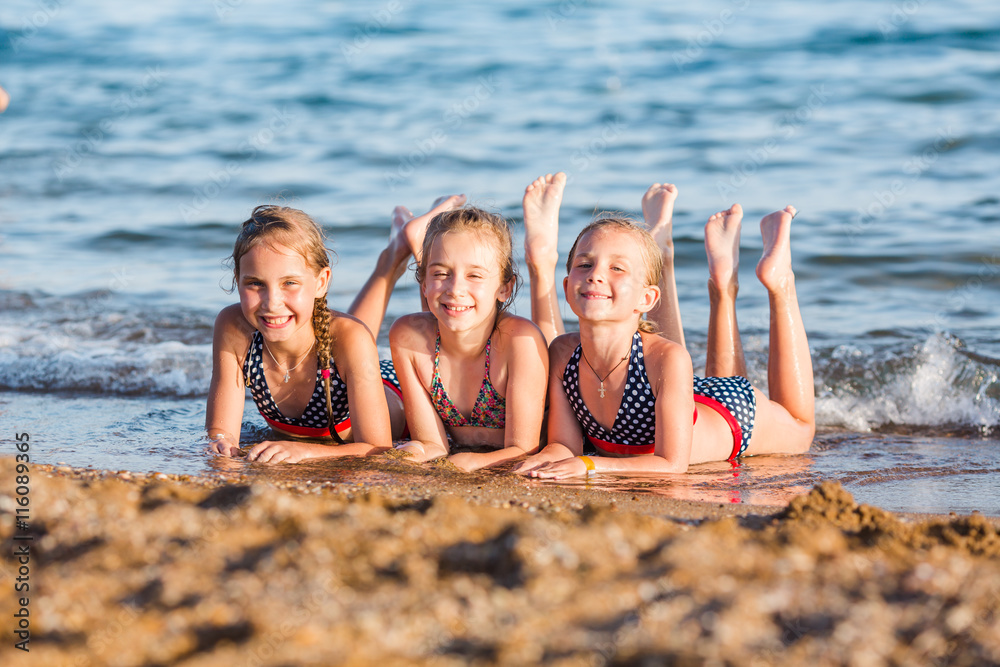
[526,457,588,480]
[246,440,326,464]
[448,452,483,472]
[209,437,240,457]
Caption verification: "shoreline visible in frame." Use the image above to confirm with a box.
[3,458,1000,665]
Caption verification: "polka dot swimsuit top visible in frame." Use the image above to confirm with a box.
[242,331,350,432]
[562,331,656,447]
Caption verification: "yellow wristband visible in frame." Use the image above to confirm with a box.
[578,456,596,475]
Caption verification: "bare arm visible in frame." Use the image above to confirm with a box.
[205,306,252,457]
[449,318,548,471]
[515,335,585,475]
[389,315,451,462]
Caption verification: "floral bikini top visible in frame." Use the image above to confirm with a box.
[429,332,506,429]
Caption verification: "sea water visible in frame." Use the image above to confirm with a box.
[1,0,999,515]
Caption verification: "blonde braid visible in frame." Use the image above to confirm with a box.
[312,296,343,443]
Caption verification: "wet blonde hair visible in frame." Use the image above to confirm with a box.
[416,207,519,324]
[565,216,662,334]
[230,205,343,440]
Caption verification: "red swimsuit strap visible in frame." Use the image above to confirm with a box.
[588,398,745,460]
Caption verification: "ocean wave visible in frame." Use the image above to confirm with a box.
[0,290,213,397]
[815,333,1000,433]
[3,291,999,431]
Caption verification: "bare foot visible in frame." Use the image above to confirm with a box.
[402,194,466,264]
[522,172,566,269]
[705,204,743,295]
[382,205,416,276]
[756,205,797,292]
[0,85,9,113]
[641,182,679,256]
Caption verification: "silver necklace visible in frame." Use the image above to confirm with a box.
[580,347,629,399]
[262,339,316,383]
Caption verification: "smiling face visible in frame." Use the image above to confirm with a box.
[421,229,513,334]
[237,242,331,346]
[564,227,660,325]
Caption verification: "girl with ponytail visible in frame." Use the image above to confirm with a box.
[206,196,463,463]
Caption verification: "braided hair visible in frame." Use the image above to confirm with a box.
[230,205,343,441]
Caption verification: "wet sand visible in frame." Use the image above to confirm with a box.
[3,455,1000,666]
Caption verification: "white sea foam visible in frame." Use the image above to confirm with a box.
[816,334,1000,432]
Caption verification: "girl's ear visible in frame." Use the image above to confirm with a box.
[497,278,514,303]
[314,266,332,298]
[636,283,661,315]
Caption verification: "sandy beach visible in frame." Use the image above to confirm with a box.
[3,456,1000,666]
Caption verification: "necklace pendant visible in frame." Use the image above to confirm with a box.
[599,381,606,399]
[283,370,291,383]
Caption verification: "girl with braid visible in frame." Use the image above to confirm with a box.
[206,196,464,463]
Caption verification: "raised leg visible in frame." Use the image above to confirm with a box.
[347,206,416,338]
[403,194,467,266]
[642,183,685,347]
[747,206,815,454]
[348,195,466,336]
[523,173,567,345]
[704,204,746,378]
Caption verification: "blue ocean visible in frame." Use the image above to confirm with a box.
[2,0,999,514]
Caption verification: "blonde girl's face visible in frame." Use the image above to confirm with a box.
[237,242,330,346]
[563,228,659,324]
[421,230,513,334]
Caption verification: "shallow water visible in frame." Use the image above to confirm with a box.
[2,0,1000,514]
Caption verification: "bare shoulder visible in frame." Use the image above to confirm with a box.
[329,310,376,346]
[548,332,582,371]
[388,312,436,352]
[495,314,546,348]
[214,304,254,350]
[639,332,692,377]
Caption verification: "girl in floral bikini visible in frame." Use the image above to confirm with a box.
[389,208,549,471]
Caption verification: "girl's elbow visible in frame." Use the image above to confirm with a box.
[656,455,689,474]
